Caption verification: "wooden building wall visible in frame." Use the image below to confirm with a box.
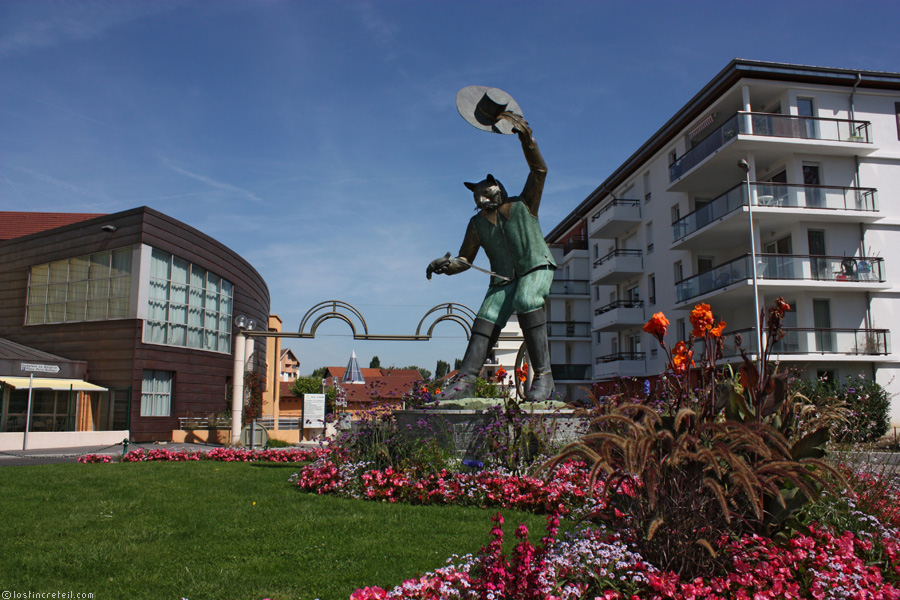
[0,207,270,441]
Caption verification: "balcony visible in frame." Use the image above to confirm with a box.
[593,300,645,331]
[668,112,874,192]
[594,352,646,379]
[561,235,588,256]
[671,182,880,251]
[721,327,891,358]
[547,321,591,339]
[592,249,643,285]
[551,364,592,381]
[674,253,887,307]
[549,279,590,296]
[588,199,642,239]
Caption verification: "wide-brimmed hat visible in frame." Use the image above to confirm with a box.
[456,86,523,135]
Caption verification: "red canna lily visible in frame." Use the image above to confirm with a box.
[643,312,670,344]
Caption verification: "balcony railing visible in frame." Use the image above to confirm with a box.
[563,235,588,255]
[593,248,642,268]
[549,279,590,295]
[670,112,872,181]
[547,321,591,338]
[596,352,646,363]
[721,327,890,357]
[675,254,885,303]
[595,299,644,315]
[551,364,592,380]
[591,198,641,221]
[672,182,878,242]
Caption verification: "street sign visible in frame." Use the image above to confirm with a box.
[20,363,60,374]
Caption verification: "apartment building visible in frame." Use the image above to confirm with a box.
[545,59,900,425]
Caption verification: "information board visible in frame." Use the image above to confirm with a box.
[303,393,326,428]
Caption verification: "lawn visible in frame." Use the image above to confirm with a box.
[0,461,547,600]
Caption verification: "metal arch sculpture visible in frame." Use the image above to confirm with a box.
[297,300,369,339]
[256,300,481,342]
[415,303,478,340]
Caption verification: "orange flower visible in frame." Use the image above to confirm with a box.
[774,297,791,318]
[643,312,669,343]
[671,340,695,375]
[515,363,529,382]
[690,303,715,337]
[495,367,508,382]
[710,320,727,338]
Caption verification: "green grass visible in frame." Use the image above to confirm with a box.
[0,462,547,600]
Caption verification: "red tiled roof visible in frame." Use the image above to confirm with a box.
[325,367,421,380]
[0,212,107,241]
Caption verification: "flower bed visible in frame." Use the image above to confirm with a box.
[78,446,325,464]
[291,449,601,516]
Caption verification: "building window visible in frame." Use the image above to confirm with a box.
[25,247,132,325]
[2,389,72,432]
[671,204,681,224]
[676,318,686,342]
[643,171,652,204]
[646,222,654,254]
[145,248,234,353]
[141,370,173,417]
[648,274,656,305]
[674,260,683,283]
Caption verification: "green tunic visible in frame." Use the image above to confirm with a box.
[460,199,557,325]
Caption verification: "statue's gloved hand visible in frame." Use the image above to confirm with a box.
[499,112,533,143]
[426,253,453,280]
[427,253,472,279]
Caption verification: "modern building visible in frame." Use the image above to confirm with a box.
[0,207,270,442]
[545,59,900,426]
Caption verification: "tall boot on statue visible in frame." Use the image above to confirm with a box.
[518,308,556,402]
[439,318,498,401]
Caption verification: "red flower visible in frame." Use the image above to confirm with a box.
[495,367,508,382]
[671,340,694,375]
[643,312,669,344]
[515,363,529,383]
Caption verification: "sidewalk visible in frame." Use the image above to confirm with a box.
[0,440,324,466]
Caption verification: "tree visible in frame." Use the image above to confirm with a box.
[369,355,381,369]
[454,358,462,370]
[435,359,450,379]
[310,367,328,380]
[290,375,324,397]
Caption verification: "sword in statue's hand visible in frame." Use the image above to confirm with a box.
[426,252,511,282]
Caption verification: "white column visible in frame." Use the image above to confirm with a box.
[741,85,753,134]
[230,331,246,444]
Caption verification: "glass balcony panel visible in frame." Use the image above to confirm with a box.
[547,321,591,337]
[549,280,590,295]
[670,112,870,182]
[672,184,747,242]
[551,364,592,381]
[676,255,884,303]
[721,328,889,357]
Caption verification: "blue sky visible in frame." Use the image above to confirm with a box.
[2,0,899,375]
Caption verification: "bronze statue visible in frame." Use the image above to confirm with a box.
[427,87,557,401]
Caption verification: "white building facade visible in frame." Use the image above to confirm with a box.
[545,59,900,426]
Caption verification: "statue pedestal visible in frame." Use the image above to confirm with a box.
[393,398,586,460]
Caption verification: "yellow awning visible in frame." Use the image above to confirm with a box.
[0,377,108,392]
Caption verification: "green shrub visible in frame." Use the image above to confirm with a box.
[266,438,291,448]
[791,375,890,443]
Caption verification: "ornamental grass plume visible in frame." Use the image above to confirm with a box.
[545,299,841,578]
